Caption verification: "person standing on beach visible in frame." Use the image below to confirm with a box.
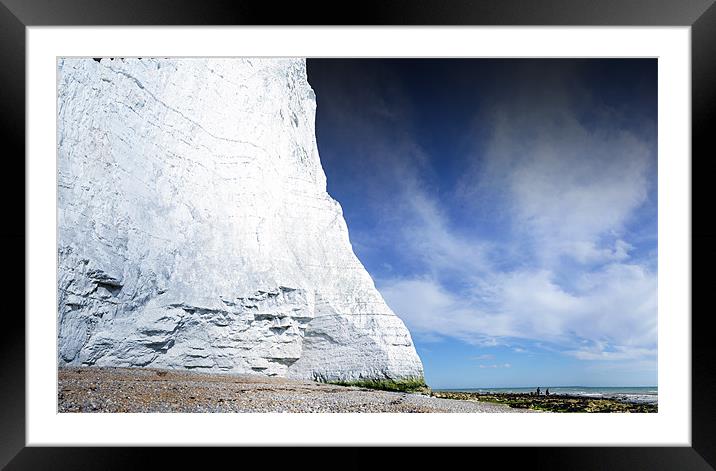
[536,387,541,396]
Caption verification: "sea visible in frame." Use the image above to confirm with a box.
[440,386,658,404]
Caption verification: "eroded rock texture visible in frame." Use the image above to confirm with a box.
[57,58,424,382]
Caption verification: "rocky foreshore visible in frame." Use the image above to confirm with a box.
[431,391,658,413]
[58,367,530,413]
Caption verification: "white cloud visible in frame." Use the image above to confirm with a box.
[380,261,657,361]
[399,188,491,277]
[323,62,657,368]
[565,346,656,361]
[471,354,495,360]
[563,239,634,264]
[374,84,657,365]
[461,97,654,267]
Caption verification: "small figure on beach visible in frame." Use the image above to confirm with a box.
[536,387,541,396]
[545,388,550,396]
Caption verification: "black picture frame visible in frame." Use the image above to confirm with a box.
[3,0,713,468]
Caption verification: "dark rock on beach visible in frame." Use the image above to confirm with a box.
[431,391,658,413]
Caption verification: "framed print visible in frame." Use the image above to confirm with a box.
[4,0,715,468]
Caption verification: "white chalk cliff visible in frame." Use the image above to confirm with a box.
[57,58,424,382]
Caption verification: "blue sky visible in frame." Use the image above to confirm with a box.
[307,59,657,389]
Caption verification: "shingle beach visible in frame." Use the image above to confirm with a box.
[58,367,529,413]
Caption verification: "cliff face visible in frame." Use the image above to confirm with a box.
[57,58,424,382]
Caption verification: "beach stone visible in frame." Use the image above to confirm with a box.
[58,367,527,413]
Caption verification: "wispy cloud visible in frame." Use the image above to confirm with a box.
[375,97,656,363]
[470,354,495,361]
[312,60,657,369]
[459,104,653,267]
[479,363,512,369]
[564,344,657,361]
[380,262,656,360]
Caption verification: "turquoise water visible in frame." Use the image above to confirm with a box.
[440,386,658,404]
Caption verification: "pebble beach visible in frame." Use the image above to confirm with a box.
[58,367,530,413]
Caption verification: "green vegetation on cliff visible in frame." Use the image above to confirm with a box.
[328,377,430,394]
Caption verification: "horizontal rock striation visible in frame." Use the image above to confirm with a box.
[57,58,424,382]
